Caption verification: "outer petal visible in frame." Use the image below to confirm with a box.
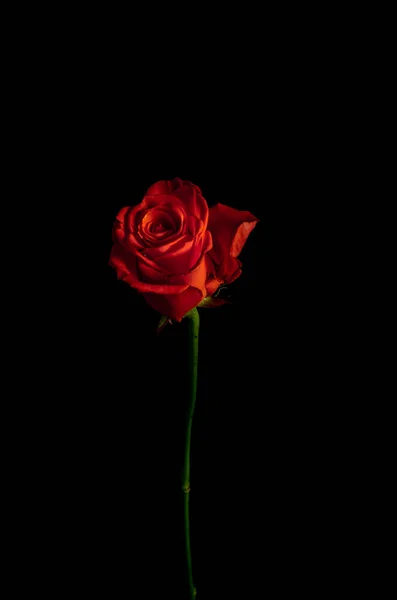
[140,229,211,276]
[145,178,202,196]
[142,286,203,321]
[208,203,259,263]
[205,254,223,295]
[146,179,208,226]
[142,234,192,259]
[167,250,209,297]
[115,206,129,225]
[145,180,176,195]
[187,229,212,270]
[142,235,195,274]
[109,244,189,295]
[175,178,202,195]
[205,233,243,284]
[186,213,205,237]
[205,277,222,295]
[136,254,173,282]
[221,256,242,284]
[174,185,209,228]
[113,212,144,251]
[138,248,209,297]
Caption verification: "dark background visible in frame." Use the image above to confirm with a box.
[56,154,336,598]
[3,0,382,590]
[8,91,355,597]
[10,25,356,595]
[15,121,345,598]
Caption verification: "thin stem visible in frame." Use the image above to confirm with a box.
[182,307,199,598]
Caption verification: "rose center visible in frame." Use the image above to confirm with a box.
[137,204,186,246]
[150,219,172,234]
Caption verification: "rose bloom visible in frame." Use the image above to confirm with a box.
[109,178,258,321]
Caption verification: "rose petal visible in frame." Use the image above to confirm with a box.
[113,217,144,251]
[205,255,223,295]
[221,256,242,284]
[109,244,189,294]
[126,195,166,234]
[136,255,172,282]
[204,248,242,285]
[174,185,209,228]
[115,206,129,225]
[230,221,258,258]
[147,237,197,274]
[114,199,187,252]
[139,208,177,244]
[143,234,192,259]
[187,229,212,270]
[135,237,210,299]
[186,214,205,237]
[208,203,259,263]
[173,178,201,191]
[139,205,186,246]
[147,178,202,193]
[145,178,201,196]
[167,251,209,296]
[205,277,222,295]
[145,180,176,195]
[223,257,241,283]
[110,181,216,311]
[142,286,203,321]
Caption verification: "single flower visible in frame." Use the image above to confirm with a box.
[109,178,258,320]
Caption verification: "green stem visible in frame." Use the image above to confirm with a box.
[182,307,199,598]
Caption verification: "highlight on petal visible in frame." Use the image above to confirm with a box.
[142,286,203,321]
[230,220,258,258]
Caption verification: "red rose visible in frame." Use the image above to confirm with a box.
[110,178,258,320]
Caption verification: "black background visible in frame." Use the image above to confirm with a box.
[10,28,355,595]
[3,4,382,593]
[16,126,345,598]
[54,149,335,598]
